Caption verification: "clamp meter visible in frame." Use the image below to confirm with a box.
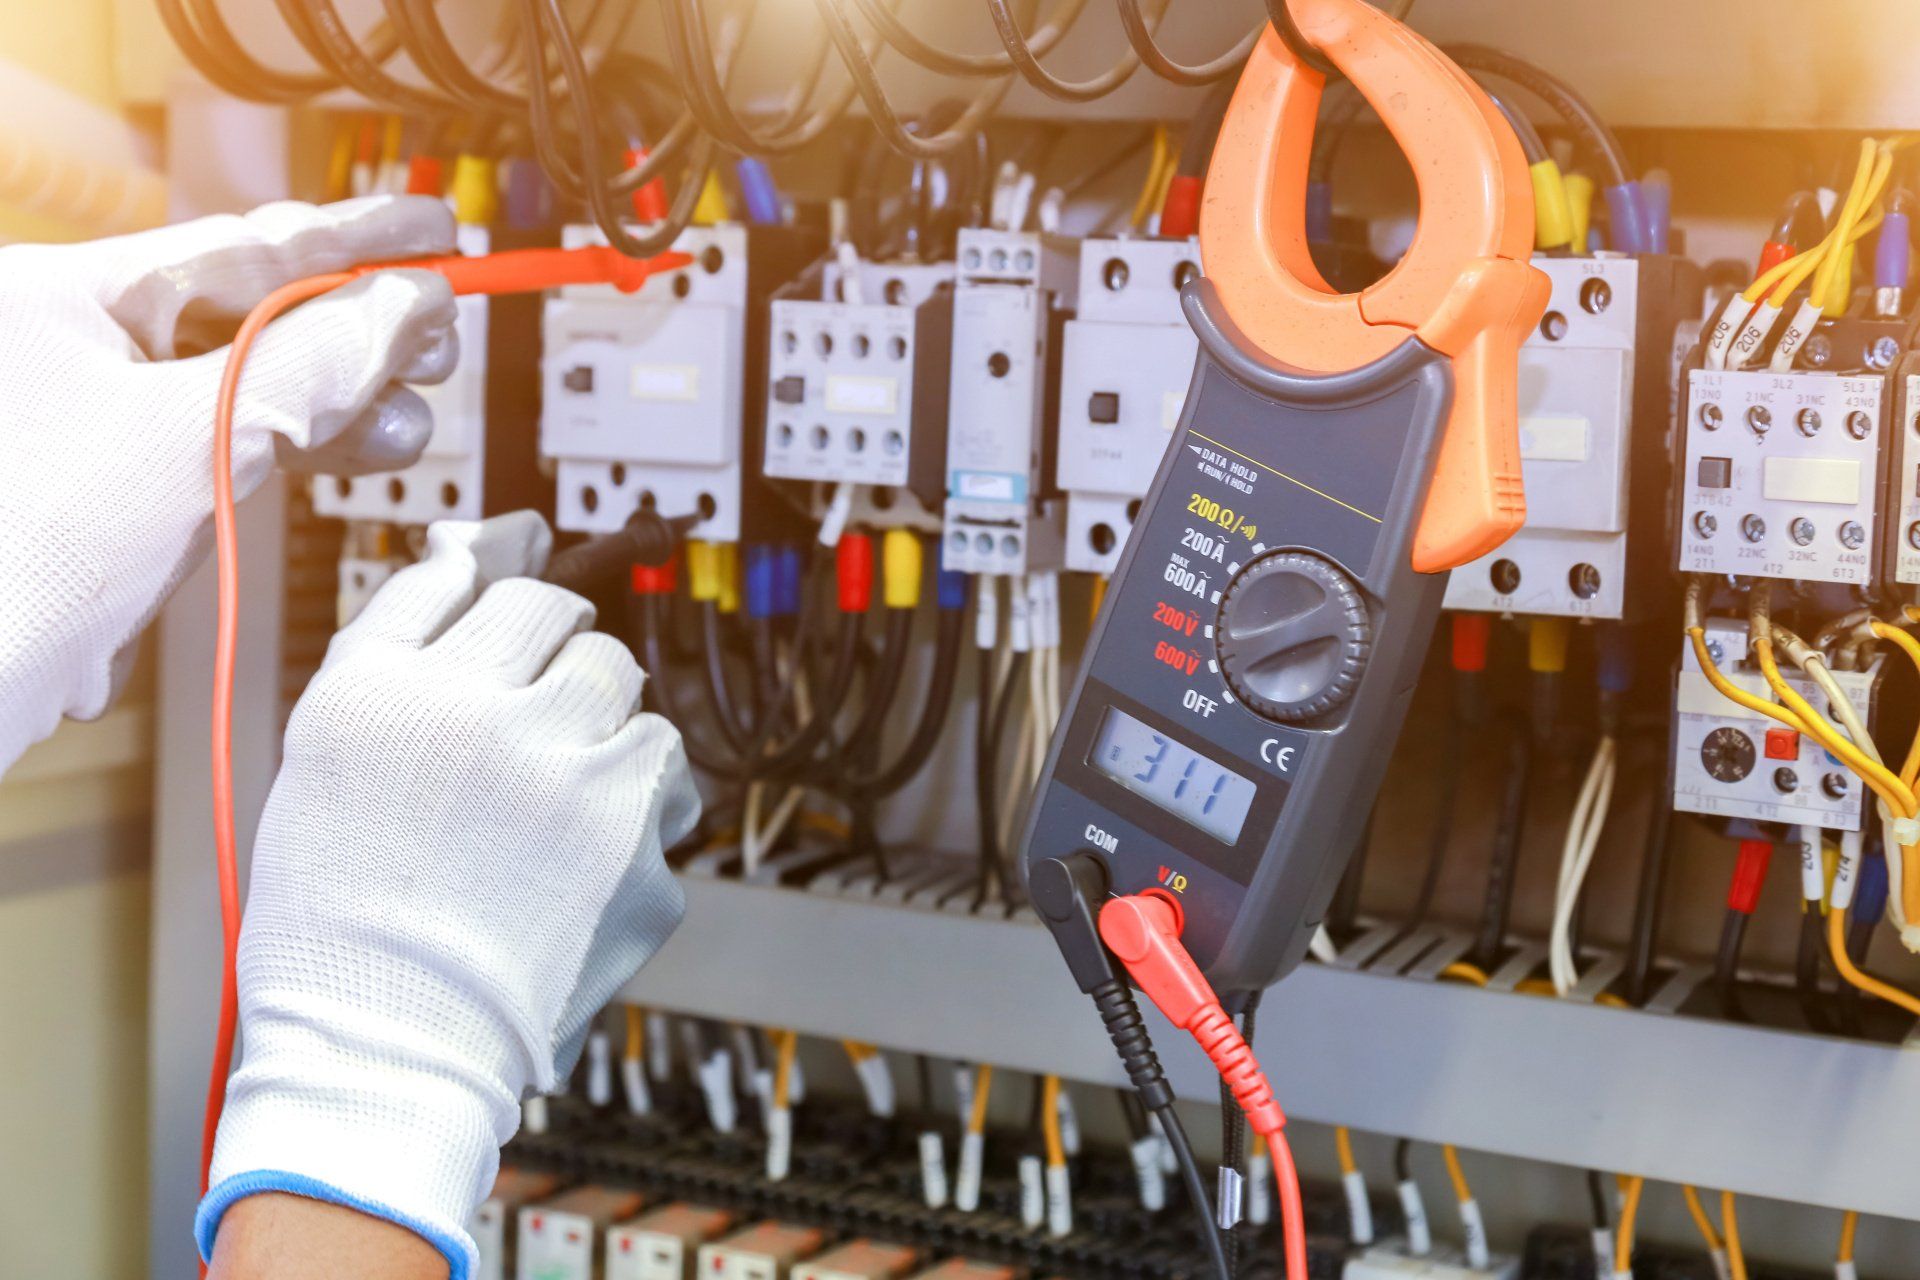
[1020,0,1549,993]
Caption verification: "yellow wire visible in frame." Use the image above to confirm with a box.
[624,1006,645,1063]
[1147,141,1181,219]
[1722,1191,1749,1280]
[772,1029,798,1110]
[1688,628,1810,735]
[842,1039,876,1063]
[1040,1075,1066,1168]
[1441,1145,1473,1205]
[1814,142,1896,312]
[1869,621,1920,787]
[1747,140,1873,305]
[1839,1209,1859,1264]
[1130,126,1172,229]
[968,1064,994,1136]
[1614,1176,1645,1273]
[1441,962,1491,987]
[1753,634,1914,816]
[1335,1126,1358,1175]
[1829,906,1920,1017]
[1682,1184,1723,1253]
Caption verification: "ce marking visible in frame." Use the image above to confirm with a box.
[1259,739,1295,773]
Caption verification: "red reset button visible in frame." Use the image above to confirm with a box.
[1764,727,1800,761]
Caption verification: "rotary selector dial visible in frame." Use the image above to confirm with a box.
[1215,551,1372,723]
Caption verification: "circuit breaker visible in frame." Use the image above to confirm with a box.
[1444,255,1701,618]
[541,223,819,541]
[763,257,951,505]
[1677,367,1890,588]
[1885,353,1920,586]
[1672,617,1881,829]
[314,224,551,526]
[940,227,1075,575]
[1057,235,1201,575]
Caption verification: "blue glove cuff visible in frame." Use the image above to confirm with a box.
[197,1169,476,1279]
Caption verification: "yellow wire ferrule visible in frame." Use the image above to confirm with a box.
[451,154,499,227]
[882,529,923,609]
[1530,159,1574,250]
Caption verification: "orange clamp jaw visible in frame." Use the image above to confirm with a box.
[1199,1,1549,572]
[354,245,695,297]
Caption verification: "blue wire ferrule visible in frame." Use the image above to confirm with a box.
[744,543,778,620]
[1604,182,1648,255]
[774,543,804,617]
[735,158,784,226]
[937,566,969,611]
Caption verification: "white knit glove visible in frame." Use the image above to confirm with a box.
[197,511,701,1277]
[0,195,461,774]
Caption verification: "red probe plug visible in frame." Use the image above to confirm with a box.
[1727,838,1774,915]
[1097,893,1308,1280]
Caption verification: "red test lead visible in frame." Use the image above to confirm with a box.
[1097,893,1309,1280]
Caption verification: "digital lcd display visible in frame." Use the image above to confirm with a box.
[1086,706,1257,844]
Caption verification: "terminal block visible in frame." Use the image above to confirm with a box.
[939,227,1076,575]
[696,1220,829,1280]
[516,1185,649,1280]
[1672,617,1882,829]
[1058,236,1202,575]
[1445,254,1702,618]
[763,257,952,506]
[315,225,552,527]
[607,1202,735,1280]
[541,223,820,541]
[1884,350,1920,586]
[1677,366,1890,589]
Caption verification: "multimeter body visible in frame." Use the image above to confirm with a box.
[1020,279,1454,993]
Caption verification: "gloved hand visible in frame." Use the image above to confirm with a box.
[197,511,701,1277]
[0,195,461,774]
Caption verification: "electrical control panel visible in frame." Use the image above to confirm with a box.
[1672,617,1882,829]
[541,223,819,541]
[607,1203,735,1280]
[1677,367,1890,588]
[315,224,552,527]
[517,1186,648,1280]
[1444,255,1701,618]
[696,1220,828,1280]
[940,228,1075,575]
[1058,236,1201,575]
[764,259,952,501]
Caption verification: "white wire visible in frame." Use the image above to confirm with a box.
[1549,735,1617,995]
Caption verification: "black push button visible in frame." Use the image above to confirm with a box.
[1697,456,1732,489]
[773,375,806,404]
[1088,391,1121,424]
[562,365,594,394]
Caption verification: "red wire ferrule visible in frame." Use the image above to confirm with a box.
[837,531,874,613]
[1451,612,1491,673]
[626,148,670,222]
[631,554,678,597]
[1159,175,1202,239]
[1097,894,1287,1137]
[1756,240,1796,276]
[1727,838,1774,914]
[405,154,445,198]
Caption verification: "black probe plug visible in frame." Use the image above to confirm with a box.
[542,509,703,595]
[1030,854,1174,1111]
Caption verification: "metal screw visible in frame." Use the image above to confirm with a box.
[1741,514,1767,543]
[1802,333,1833,367]
[1868,335,1901,370]
[1747,405,1772,435]
[1790,517,1816,545]
[1796,408,1822,436]
[1015,249,1035,272]
[1693,511,1719,538]
[1909,521,1920,551]
[1822,772,1851,800]
[962,248,981,270]
[1847,410,1874,440]
[1699,402,1723,431]
[1839,521,1866,550]
[1772,767,1799,794]
[1706,639,1726,664]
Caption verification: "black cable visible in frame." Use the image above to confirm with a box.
[700,602,754,751]
[747,611,869,777]
[635,595,742,775]
[156,0,346,102]
[848,0,1088,77]
[1838,915,1875,1037]
[385,0,523,114]
[840,606,970,798]
[1481,87,1548,165]
[1714,908,1752,1024]
[1795,909,1834,1034]
[1117,0,1258,86]
[1267,0,1418,79]
[1177,73,1244,181]
[1392,1138,1412,1183]
[1157,1102,1230,1279]
[983,0,1164,102]
[1217,991,1262,1274]
[1378,697,1461,954]
[1444,46,1635,191]
[812,0,1020,160]
[274,0,453,115]
[1585,1170,1611,1230]
[974,647,1030,904]
[1470,714,1533,968]
[1624,801,1675,1008]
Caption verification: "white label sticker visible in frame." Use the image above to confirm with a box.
[1344,1169,1375,1245]
[765,1106,792,1181]
[630,363,700,402]
[1130,1136,1167,1212]
[1018,1155,1045,1229]
[1397,1179,1430,1256]
[919,1130,949,1208]
[1046,1161,1074,1238]
[1761,455,1863,505]
[1519,414,1591,462]
[956,1131,986,1211]
[621,1056,652,1116]
[825,375,900,415]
